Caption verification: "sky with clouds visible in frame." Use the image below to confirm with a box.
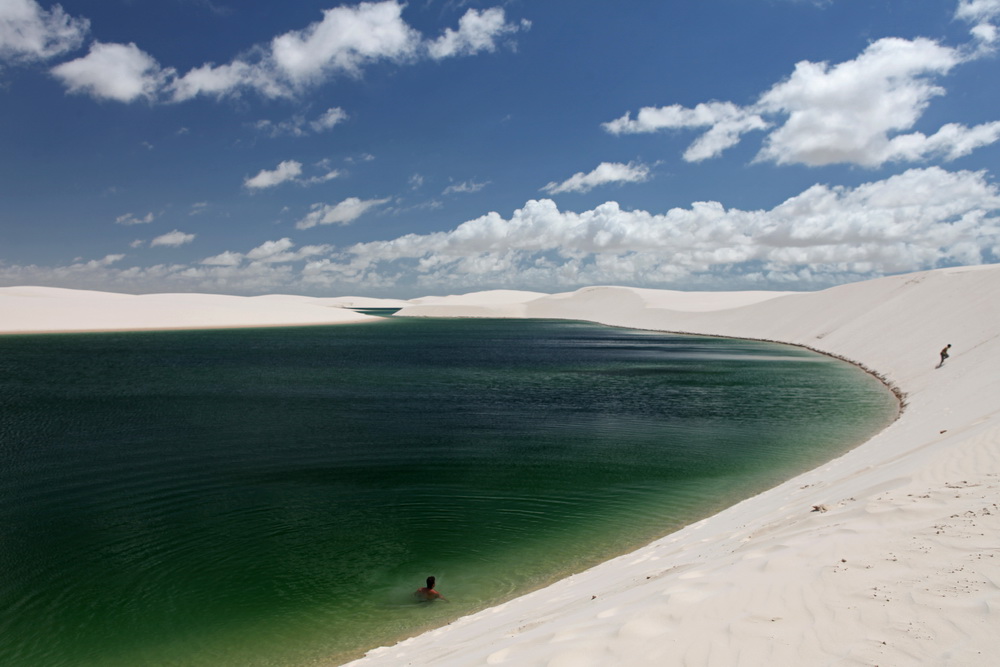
[1,0,999,296]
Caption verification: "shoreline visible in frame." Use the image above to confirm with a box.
[333,334,901,666]
[3,265,999,665]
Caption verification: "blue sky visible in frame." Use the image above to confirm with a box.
[1,0,999,297]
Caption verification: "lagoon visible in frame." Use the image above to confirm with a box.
[0,318,896,666]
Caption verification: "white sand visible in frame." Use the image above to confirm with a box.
[357,265,1000,666]
[3,267,999,665]
[400,290,551,317]
[0,286,379,333]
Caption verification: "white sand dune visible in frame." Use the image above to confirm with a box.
[0,286,378,333]
[354,265,1000,666]
[3,267,999,665]
[400,289,551,317]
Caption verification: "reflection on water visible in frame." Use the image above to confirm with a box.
[0,319,897,666]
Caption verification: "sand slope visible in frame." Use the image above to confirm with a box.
[354,265,1000,666]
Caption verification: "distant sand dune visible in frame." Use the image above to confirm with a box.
[0,287,378,333]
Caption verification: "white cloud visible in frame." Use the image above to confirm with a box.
[443,179,489,195]
[346,152,375,163]
[0,0,89,63]
[310,106,348,132]
[956,0,1000,49]
[49,2,527,104]
[882,121,1000,163]
[243,159,341,188]
[427,8,528,59]
[299,167,999,290]
[603,103,769,162]
[541,162,651,194]
[295,196,390,229]
[93,253,124,266]
[244,160,303,189]
[605,36,1000,168]
[169,59,263,101]
[201,238,331,267]
[969,22,999,45]
[269,1,418,85]
[245,238,331,263]
[51,41,171,103]
[755,37,961,167]
[201,250,243,266]
[303,166,343,185]
[956,0,1000,20]
[115,211,155,225]
[246,237,296,262]
[150,230,196,247]
[171,2,524,101]
[254,116,307,138]
[6,170,996,295]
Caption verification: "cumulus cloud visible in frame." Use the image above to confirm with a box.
[201,250,243,266]
[295,196,390,229]
[603,103,769,162]
[55,1,526,104]
[956,0,1000,21]
[956,0,1000,40]
[150,230,196,247]
[245,238,296,262]
[427,8,528,59]
[605,35,1000,168]
[244,160,304,189]
[6,169,996,295]
[0,0,89,64]
[268,1,418,85]
[51,41,171,103]
[541,162,651,194]
[115,211,155,225]
[881,121,1000,163]
[755,37,961,167]
[297,167,999,291]
[201,238,331,268]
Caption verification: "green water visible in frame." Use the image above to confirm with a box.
[0,318,897,666]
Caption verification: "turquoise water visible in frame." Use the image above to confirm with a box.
[0,318,897,666]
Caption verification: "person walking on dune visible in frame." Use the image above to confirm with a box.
[938,344,952,368]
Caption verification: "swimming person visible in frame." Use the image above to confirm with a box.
[414,576,448,602]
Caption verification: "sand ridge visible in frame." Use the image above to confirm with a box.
[0,287,383,333]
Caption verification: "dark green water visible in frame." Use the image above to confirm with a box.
[0,318,896,666]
